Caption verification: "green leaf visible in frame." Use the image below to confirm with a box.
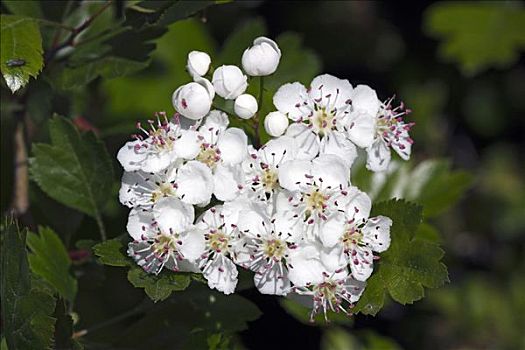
[0,15,44,93]
[3,1,43,18]
[93,237,131,267]
[127,267,191,302]
[26,226,77,302]
[125,1,215,29]
[30,115,114,219]
[1,218,56,350]
[354,199,449,315]
[424,2,525,75]
[50,57,149,91]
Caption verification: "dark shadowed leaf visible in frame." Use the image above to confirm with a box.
[30,115,114,219]
[27,226,77,302]
[1,218,56,350]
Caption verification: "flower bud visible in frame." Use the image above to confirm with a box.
[242,37,281,76]
[234,94,258,119]
[264,111,289,137]
[172,78,215,120]
[212,65,247,99]
[187,51,211,78]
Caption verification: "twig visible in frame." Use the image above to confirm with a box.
[11,122,29,216]
[45,0,113,63]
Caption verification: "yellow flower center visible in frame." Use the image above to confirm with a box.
[263,239,286,259]
[306,188,327,215]
[197,146,220,169]
[312,108,335,136]
[261,168,279,191]
[208,231,229,252]
[152,234,178,255]
[150,183,175,203]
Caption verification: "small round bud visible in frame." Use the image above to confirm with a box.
[212,65,248,99]
[172,78,215,120]
[264,111,289,137]
[234,94,258,119]
[187,51,211,78]
[242,37,281,76]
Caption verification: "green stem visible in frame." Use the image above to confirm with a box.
[253,76,264,148]
[95,213,107,241]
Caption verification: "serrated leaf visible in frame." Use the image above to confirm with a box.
[1,15,44,93]
[354,199,449,315]
[27,226,77,302]
[127,267,191,302]
[30,115,114,219]
[93,237,131,267]
[1,219,56,350]
[424,3,525,75]
[3,1,43,18]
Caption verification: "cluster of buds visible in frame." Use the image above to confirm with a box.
[117,36,414,321]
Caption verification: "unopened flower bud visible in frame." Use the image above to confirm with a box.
[264,111,289,137]
[234,94,258,119]
[172,78,215,120]
[242,37,281,76]
[187,51,211,78]
[212,65,247,100]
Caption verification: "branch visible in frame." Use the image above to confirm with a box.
[45,0,113,63]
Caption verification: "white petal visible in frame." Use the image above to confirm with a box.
[117,141,147,172]
[319,131,357,168]
[366,138,391,172]
[237,207,270,237]
[179,227,206,262]
[361,215,392,252]
[273,82,308,121]
[203,110,229,131]
[285,123,319,160]
[259,135,296,167]
[287,243,326,286]
[319,245,346,272]
[153,197,194,233]
[278,159,312,192]
[126,208,155,241]
[177,161,214,205]
[217,128,248,165]
[344,186,372,223]
[391,129,412,161]
[175,130,200,159]
[311,154,350,189]
[350,246,374,281]
[309,74,353,110]
[213,163,244,201]
[272,210,304,242]
[319,212,346,248]
[254,266,290,296]
[351,84,380,117]
[345,111,376,148]
[204,257,238,294]
[119,171,147,208]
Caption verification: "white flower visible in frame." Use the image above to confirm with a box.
[119,160,214,208]
[172,77,215,120]
[264,111,289,137]
[234,93,258,119]
[291,269,366,322]
[241,135,296,204]
[212,65,248,99]
[242,36,281,76]
[366,98,414,172]
[175,110,249,201]
[277,154,352,239]
[195,205,242,294]
[236,203,302,295]
[117,113,180,173]
[318,187,392,281]
[187,51,211,78]
[126,198,205,275]
[273,74,381,165]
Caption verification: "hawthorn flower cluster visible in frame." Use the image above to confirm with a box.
[117,36,414,321]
